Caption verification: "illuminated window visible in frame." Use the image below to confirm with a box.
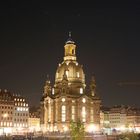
[48,104,51,122]
[80,88,83,94]
[52,88,54,95]
[23,103,25,106]
[20,99,22,101]
[48,99,51,104]
[61,105,66,122]
[4,122,6,126]
[66,70,68,77]
[77,72,80,78]
[82,98,86,103]
[14,98,16,101]
[82,106,86,122]
[56,72,58,78]
[23,99,25,102]
[7,122,9,126]
[62,98,65,102]
[90,108,94,122]
[72,100,75,103]
[71,106,75,121]
[17,99,19,101]
[26,104,28,107]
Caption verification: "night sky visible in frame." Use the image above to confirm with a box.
[0,1,140,107]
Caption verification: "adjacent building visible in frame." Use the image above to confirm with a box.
[40,34,101,132]
[13,95,29,132]
[100,105,140,133]
[0,89,29,135]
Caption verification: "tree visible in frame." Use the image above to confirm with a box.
[70,119,85,140]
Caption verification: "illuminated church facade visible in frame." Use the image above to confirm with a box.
[40,34,101,132]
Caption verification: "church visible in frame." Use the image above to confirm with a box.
[40,33,101,132]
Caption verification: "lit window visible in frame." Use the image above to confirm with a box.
[90,108,94,122]
[72,106,75,121]
[62,98,65,102]
[48,103,51,122]
[48,99,51,104]
[7,122,9,126]
[17,99,19,101]
[82,98,86,103]
[23,103,25,106]
[56,72,58,78]
[4,122,6,126]
[72,100,75,103]
[52,88,54,95]
[82,106,86,122]
[20,99,22,101]
[62,105,66,122]
[14,98,16,101]
[80,88,83,94]
[23,99,25,102]
[66,70,68,77]
[26,104,28,107]
[77,72,80,78]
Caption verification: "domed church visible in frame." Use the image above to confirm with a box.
[40,33,101,132]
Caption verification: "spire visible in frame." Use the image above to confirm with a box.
[69,31,71,38]
[65,31,75,44]
[90,75,96,96]
[46,74,50,84]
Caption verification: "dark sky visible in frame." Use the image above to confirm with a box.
[0,1,140,107]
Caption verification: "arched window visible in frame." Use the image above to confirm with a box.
[82,106,86,122]
[66,70,68,77]
[62,105,66,122]
[52,88,54,95]
[71,106,75,121]
[90,108,94,122]
[77,72,80,78]
[80,88,83,94]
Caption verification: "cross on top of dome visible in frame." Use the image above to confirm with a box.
[65,32,75,44]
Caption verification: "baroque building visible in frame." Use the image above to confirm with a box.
[40,34,101,132]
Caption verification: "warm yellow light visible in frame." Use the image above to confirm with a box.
[3,113,8,118]
[63,125,68,132]
[87,124,98,132]
[82,98,86,103]
[62,98,65,102]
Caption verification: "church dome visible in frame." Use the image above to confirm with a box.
[55,61,85,84]
[54,33,85,87]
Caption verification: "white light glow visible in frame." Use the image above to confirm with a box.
[82,98,86,103]
[62,98,65,102]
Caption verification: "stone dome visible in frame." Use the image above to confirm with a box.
[55,60,85,85]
